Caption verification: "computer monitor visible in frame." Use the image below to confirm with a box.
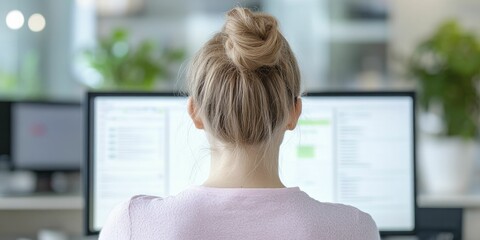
[11,101,83,171]
[85,92,416,236]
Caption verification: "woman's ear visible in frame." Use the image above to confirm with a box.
[287,97,302,130]
[187,98,204,129]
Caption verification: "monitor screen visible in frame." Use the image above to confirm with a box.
[85,92,415,235]
[12,102,83,171]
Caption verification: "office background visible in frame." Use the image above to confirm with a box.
[1,0,480,239]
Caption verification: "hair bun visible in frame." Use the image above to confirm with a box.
[224,8,283,71]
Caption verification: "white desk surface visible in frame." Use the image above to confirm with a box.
[0,194,82,210]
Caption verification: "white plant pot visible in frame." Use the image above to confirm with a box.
[419,135,476,194]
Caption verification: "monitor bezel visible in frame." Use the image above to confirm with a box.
[10,100,83,172]
[0,101,12,167]
[84,91,417,236]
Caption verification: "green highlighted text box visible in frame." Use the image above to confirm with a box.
[297,145,315,159]
[298,119,330,126]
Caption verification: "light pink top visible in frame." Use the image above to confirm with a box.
[99,186,380,240]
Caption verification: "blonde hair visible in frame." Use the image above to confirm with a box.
[188,7,301,148]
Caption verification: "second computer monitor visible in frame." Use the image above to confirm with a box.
[11,102,83,171]
[85,92,415,235]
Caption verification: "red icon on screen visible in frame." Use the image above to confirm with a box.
[30,123,47,137]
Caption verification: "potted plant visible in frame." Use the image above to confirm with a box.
[408,20,480,194]
[80,28,185,90]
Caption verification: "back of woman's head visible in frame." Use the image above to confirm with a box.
[188,7,301,146]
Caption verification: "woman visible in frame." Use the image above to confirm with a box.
[100,7,380,239]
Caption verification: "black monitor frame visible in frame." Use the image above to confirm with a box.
[0,101,12,166]
[84,91,417,237]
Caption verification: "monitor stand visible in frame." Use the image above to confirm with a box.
[34,171,81,194]
[35,172,55,193]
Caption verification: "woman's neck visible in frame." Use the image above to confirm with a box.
[203,143,285,188]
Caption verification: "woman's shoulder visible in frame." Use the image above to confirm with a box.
[130,194,164,204]
[127,194,166,211]
[295,191,359,213]
[293,192,379,238]
[313,201,377,228]
[297,193,379,239]
[126,190,199,214]
[305,198,367,219]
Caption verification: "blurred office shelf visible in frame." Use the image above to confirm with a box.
[418,192,480,208]
[418,177,480,208]
[329,21,390,43]
[0,195,82,210]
